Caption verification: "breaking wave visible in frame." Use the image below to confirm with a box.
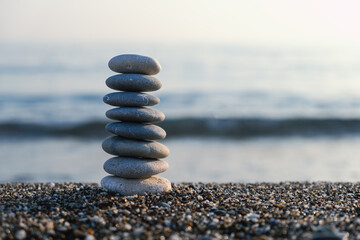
[1,118,360,139]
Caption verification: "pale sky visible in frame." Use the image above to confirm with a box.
[1,0,360,47]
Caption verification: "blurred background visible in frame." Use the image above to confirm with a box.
[1,0,360,183]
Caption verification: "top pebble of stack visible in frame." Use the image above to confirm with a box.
[108,54,161,75]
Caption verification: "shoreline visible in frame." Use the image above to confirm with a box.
[0,182,358,239]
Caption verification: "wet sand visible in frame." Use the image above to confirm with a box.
[0,182,358,239]
[2,137,360,183]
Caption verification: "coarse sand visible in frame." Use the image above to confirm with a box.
[0,182,358,239]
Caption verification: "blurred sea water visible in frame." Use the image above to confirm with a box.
[0,43,359,182]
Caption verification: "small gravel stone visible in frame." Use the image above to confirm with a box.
[124,223,132,231]
[84,234,96,240]
[155,202,171,208]
[311,225,345,240]
[15,229,26,240]
[45,221,54,231]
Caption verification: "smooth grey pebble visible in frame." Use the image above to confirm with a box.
[102,136,169,158]
[108,54,161,75]
[103,92,160,107]
[101,176,171,196]
[106,122,166,140]
[103,157,168,178]
[106,107,165,123]
[106,74,162,92]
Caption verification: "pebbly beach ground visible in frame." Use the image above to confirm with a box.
[0,182,359,240]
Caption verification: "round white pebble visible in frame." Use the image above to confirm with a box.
[101,176,172,196]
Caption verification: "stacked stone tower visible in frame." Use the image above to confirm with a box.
[101,54,171,195]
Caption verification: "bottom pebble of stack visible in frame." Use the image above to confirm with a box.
[101,175,172,196]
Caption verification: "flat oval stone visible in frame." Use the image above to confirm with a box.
[106,107,165,123]
[101,176,171,196]
[108,54,161,75]
[103,157,169,178]
[106,122,166,140]
[106,74,162,92]
[102,136,169,158]
[103,92,160,107]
